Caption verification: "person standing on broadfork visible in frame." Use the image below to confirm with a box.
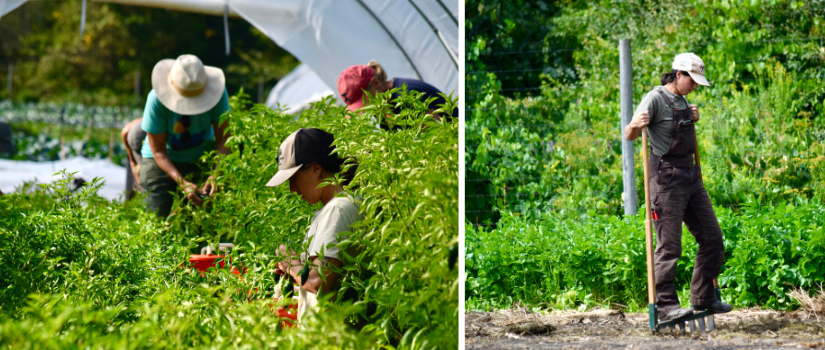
[625,53,733,322]
[139,54,231,217]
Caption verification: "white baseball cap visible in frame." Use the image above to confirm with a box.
[672,53,710,87]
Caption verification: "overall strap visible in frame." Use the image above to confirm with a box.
[656,88,676,109]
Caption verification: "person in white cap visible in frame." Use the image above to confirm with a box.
[139,54,231,217]
[267,128,363,323]
[625,53,732,322]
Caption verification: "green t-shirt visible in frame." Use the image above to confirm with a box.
[141,89,230,163]
[633,86,690,157]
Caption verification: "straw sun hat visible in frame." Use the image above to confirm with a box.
[151,54,226,115]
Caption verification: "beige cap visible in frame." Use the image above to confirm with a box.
[266,130,303,187]
[265,128,335,187]
[672,53,710,87]
[151,54,226,115]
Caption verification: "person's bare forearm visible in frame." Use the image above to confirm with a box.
[152,151,184,184]
[625,124,643,141]
[282,257,340,295]
[214,121,231,156]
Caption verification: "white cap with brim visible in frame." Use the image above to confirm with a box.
[266,130,302,187]
[672,53,710,87]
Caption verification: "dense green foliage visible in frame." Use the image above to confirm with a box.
[0,1,297,105]
[465,0,825,311]
[467,198,825,312]
[0,89,458,349]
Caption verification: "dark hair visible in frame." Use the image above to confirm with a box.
[313,153,359,187]
[299,130,359,187]
[661,69,691,86]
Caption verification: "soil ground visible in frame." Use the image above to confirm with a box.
[465,308,825,349]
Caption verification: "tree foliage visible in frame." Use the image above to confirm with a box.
[0,1,298,106]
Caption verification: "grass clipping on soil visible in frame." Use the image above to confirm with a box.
[789,284,825,321]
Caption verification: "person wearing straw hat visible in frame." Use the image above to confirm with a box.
[139,54,231,217]
[337,61,457,128]
[268,128,363,324]
[625,53,732,322]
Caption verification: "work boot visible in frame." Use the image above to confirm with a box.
[659,307,693,322]
[692,301,733,314]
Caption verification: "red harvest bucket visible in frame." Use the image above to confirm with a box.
[188,254,242,275]
[184,243,243,277]
[275,303,299,328]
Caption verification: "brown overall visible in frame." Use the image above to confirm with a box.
[649,89,724,314]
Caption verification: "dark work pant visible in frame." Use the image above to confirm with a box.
[139,157,203,218]
[651,164,724,313]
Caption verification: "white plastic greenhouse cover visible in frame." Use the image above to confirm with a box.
[2,0,458,97]
[0,157,127,200]
[0,0,26,18]
[265,63,337,115]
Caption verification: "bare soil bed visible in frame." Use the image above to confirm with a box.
[466,308,825,349]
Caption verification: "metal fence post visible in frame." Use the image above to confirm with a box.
[619,39,638,215]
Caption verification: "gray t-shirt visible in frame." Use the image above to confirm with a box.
[633,86,690,156]
[127,121,147,164]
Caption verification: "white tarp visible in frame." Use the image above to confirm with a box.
[232,0,457,95]
[265,63,337,115]
[0,0,26,18]
[92,0,458,95]
[6,0,457,110]
[0,157,127,200]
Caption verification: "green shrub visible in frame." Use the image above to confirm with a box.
[466,198,825,312]
[0,88,457,349]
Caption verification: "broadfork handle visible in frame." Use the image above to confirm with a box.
[693,121,702,182]
[642,128,656,305]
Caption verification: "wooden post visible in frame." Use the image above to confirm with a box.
[134,70,141,98]
[85,110,93,142]
[642,128,657,330]
[6,62,12,98]
[258,75,264,104]
[60,106,66,167]
[619,39,638,215]
[109,106,118,161]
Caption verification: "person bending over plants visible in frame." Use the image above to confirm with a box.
[121,118,145,200]
[269,128,363,323]
[140,54,231,217]
[337,60,456,128]
[625,53,732,322]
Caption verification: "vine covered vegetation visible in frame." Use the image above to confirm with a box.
[466,0,825,312]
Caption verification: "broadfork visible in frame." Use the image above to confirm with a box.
[642,127,721,333]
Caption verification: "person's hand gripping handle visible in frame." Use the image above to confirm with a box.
[625,110,649,141]
[691,104,703,182]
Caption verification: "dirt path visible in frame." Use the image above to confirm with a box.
[466,308,825,349]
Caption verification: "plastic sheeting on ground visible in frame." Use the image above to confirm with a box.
[265,63,337,115]
[0,157,127,201]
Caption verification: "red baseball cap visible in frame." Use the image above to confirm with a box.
[337,65,374,112]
